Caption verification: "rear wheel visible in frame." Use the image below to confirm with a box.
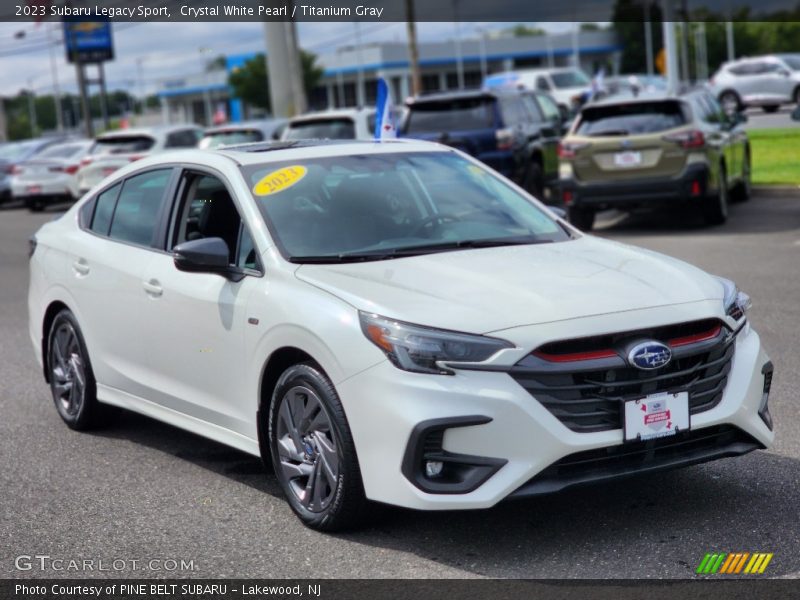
[47,309,111,430]
[268,362,373,531]
[732,150,752,203]
[762,105,780,114]
[702,165,729,226]
[567,206,595,231]
[523,160,544,199]
[719,91,741,114]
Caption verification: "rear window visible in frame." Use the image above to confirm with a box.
[92,136,156,155]
[405,98,496,134]
[575,101,687,137]
[199,129,265,149]
[36,143,87,160]
[551,70,590,89]
[284,118,356,140]
[781,55,800,70]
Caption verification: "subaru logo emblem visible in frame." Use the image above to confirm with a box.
[628,341,672,370]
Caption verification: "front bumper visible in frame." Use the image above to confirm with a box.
[338,321,773,510]
[561,163,711,210]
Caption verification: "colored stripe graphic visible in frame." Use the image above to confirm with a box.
[697,552,772,574]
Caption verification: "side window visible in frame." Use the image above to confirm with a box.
[499,98,527,126]
[108,169,172,247]
[536,93,561,122]
[172,172,256,269]
[90,183,121,235]
[536,76,551,91]
[521,95,544,121]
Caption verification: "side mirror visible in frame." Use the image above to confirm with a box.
[174,237,239,279]
[792,106,800,122]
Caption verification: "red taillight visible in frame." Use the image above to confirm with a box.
[79,156,93,167]
[534,348,618,363]
[495,128,514,151]
[563,190,574,206]
[690,180,702,197]
[64,164,80,175]
[558,141,588,159]
[128,154,144,162]
[9,164,22,175]
[663,130,705,149]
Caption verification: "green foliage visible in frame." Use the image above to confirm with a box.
[612,0,663,74]
[507,24,546,37]
[228,51,324,113]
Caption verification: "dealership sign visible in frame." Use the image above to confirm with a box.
[63,18,114,63]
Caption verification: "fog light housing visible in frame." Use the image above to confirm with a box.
[759,362,774,431]
[425,461,444,478]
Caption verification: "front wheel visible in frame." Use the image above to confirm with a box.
[568,206,595,231]
[268,363,372,531]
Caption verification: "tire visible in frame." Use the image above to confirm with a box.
[567,206,595,231]
[268,362,373,531]
[523,160,544,199]
[762,105,780,114]
[28,199,44,212]
[702,165,729,226]
[719,91,742,114]
[732,150,752,203]
[47,309,111,430]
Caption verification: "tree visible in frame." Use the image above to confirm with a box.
[506,24,546,37]
[228,51,324,114]
[580,23,603,32]
[612,0,663,74]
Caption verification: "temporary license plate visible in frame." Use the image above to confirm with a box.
[624,391,689,442]
[614,151,642,167]
[26,185,42,195]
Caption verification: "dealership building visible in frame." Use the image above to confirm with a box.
[156,30,622,125]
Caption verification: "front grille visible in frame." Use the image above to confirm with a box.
[509,321,735,433]
[510,425,762,497]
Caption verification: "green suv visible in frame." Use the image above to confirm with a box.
[558,90,751,230]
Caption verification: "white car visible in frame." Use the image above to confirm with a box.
[709,54,800,113]
[75,125,203,196]
[11,140,93,211]
[484,68,592,115]
[281,108,379,141]
[28,140,774,531]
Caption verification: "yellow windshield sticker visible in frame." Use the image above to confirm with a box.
[253,165,307,196]
[467,164,486,176]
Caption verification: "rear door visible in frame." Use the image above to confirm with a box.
[569,100,690,183]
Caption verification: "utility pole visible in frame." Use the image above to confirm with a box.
[136,57,146,115]
[46,22,63,132]
[26,79,38,137]
[98,63,110,130]
[262,2,306,117]
[405,0,422,97]
[644,1,654,77]
[285,20,307,114]
[662,2,680,94]
[725,21,735,61]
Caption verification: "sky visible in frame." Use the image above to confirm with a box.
[0,21,577,98]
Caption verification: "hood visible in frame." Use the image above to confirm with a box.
[295,236,722,334]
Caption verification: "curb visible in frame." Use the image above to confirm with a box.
[752,186,800,197]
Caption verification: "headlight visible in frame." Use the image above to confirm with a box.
[359,312,512,375]
[716,276,752,321]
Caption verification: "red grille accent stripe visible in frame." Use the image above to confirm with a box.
[668,324,722,348]
[533,349,618,363]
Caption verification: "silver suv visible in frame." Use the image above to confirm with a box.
[709,54,800,113]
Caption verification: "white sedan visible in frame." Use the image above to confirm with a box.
[11,140,92,211]
[28,140,774,531]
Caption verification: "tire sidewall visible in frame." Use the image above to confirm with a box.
[47,310,97,429]
[267,363,351,529]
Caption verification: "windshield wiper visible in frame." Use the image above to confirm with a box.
[289,237,554,264]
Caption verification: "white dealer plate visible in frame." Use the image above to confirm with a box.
[613,151,642,167]
[624,391,689,442]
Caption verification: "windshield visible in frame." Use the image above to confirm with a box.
[199,129,265,149]
[575,101,687,136]
[551,70,591,89]
[780,55,800,70]
[242,152,569,263]
[0,140,42,161]
[92,136,156,155]
[284,118,356,140]
[405,98,496,133]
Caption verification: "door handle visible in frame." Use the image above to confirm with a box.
[72,259,90,276]
[142,279,163,298]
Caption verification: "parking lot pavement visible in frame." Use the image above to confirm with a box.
[743,106,800,130]
[1,193,799,579]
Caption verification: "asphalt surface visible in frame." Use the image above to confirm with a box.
[1,193,799,580]
[743,105,800,130]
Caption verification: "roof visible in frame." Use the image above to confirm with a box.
[96,125,202,140]
[203,119,286,135]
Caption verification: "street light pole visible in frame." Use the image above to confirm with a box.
[26,78,38,137]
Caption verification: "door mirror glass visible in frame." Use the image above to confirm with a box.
[173,237,232,275]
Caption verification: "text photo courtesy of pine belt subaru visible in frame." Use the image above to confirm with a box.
[558,89,751,231]
[28,140,774,531]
